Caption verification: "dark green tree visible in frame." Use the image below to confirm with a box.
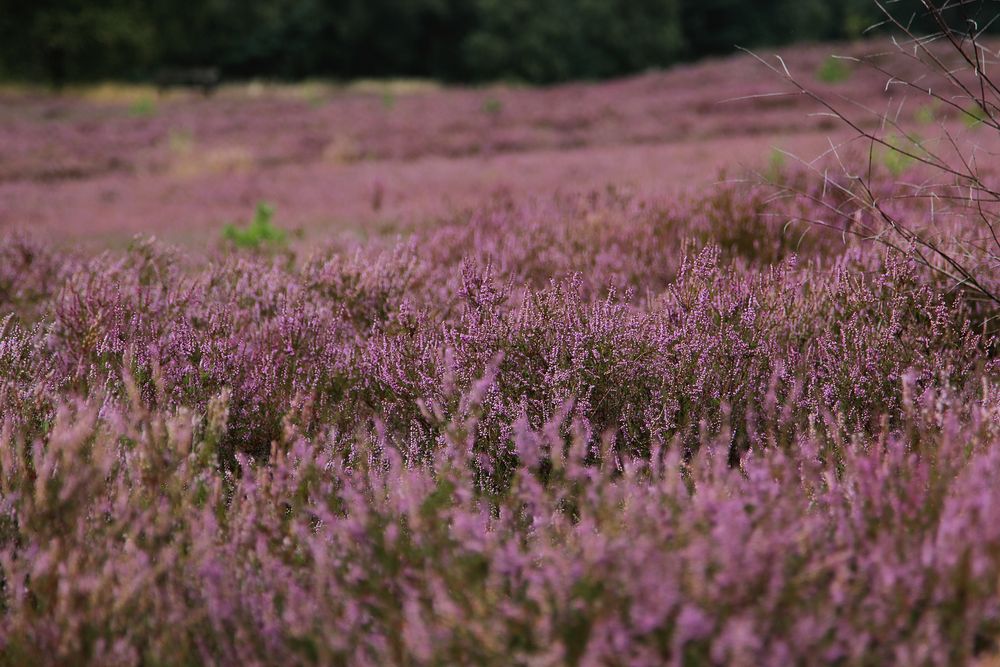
[680,0,831,57]
[0,0,154,84]
[463,0,684,82]
[1,0,999,85]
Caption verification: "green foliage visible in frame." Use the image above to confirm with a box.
[963,103,990,129]
[765,148,787,181]
[842,10,872,39]
[914,103,937,125]
[128,97,156,117]
[816,56,852,83]
[5,0,1000,85]
[481,96,503,115]
[0,0,156,84]
[167,128,194,153]
[880,134,918,177]
[681,0,832,57]
[222,202,287,249]
[463,0,684,83]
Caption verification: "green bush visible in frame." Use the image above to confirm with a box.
[880,134,918,176]
[222,202,287,249]
[963,103,990,129]
[816,56,851,83]
[914,103,937,125]
[128,97,156,117]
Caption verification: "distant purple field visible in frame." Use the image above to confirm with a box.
[0,42,972,246]
[1,41,1000,666]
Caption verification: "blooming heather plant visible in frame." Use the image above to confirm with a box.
[0,154,998,664]
[0,376,998,665]
[753,3,1000,320]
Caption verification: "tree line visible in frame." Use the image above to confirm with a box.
[0,0,994,85]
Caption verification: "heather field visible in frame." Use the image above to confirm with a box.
[0,42,959,247]
[2,38,1000,666]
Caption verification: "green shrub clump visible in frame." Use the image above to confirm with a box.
[222,202,286,249]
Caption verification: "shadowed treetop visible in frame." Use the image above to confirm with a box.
[1,0,994,84]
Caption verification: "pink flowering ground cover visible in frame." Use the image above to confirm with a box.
[1,41,1000,666]
[1,41,982,248]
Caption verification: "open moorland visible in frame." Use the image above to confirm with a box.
[1,41,1000,665]
[2,42,973,247]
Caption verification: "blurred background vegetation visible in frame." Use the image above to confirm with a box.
[0,0,995,86]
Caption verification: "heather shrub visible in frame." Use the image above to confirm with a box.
[0,318,53,439]
[1,381,999,664]
[417,180,850,302]
[342,246,990,488]
[685,179,817,265]
[4,191,990,471]
[0,232,69,322]
[302,242,423,333]
[758,4,1000,320]
[0,156,998,663]
[419,188,687,296]
[6,3,1000,659]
